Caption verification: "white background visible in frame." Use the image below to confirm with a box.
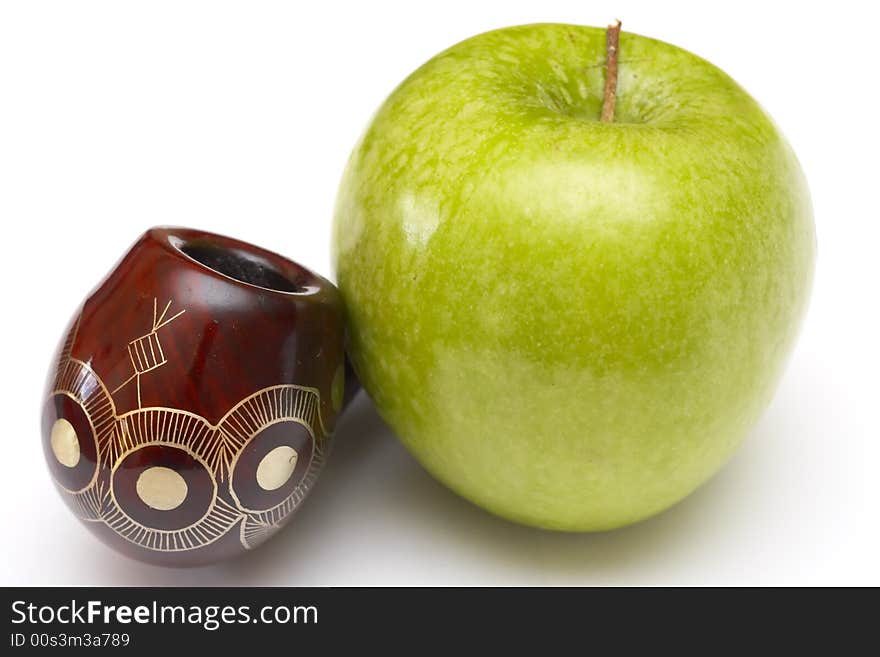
[0,0,876,586]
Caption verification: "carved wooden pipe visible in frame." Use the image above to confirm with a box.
[41,227,353,566]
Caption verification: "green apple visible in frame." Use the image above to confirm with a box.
[332,23,815,530]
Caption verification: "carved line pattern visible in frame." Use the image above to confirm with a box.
[56,314,80,375]
[48,302,331,554]
[219,385,322,481]
[238,446,326,548]
[51,358,118,493]
[67,480,107,523]
[102,494,243,553]
[113,408,217,477]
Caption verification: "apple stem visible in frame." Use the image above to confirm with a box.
[600,19,622,122]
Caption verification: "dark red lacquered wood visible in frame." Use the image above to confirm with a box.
[41,227,348,566]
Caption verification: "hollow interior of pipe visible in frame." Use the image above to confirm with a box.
[180,242,302,293]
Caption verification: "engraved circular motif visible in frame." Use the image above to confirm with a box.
[50,418,81,468]
[41,391,102,493]
[230,420,315,512]
[111,443,215,532]
[136,466,188,510]
[256,446,299,491]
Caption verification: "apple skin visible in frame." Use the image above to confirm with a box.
[332,24,815,530]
